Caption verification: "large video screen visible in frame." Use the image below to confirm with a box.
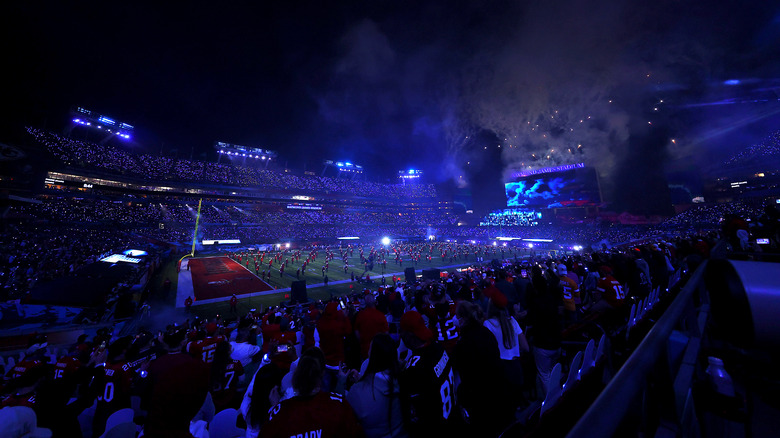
[505,167,601,209]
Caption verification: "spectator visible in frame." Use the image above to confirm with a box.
[231,329,263,368]
[346,333,407,438]
[453,301,513,436]
[590,266,626,313]
[557,264,580,326]
[143,329,211,438]
[482,287,529,409]
[242,348,289,438]
[398,310,455,436]
[354,295,389,361]
[259,355,363,437]
[527,265,562,395]
[209,341,244,413]
[317,302,352,369]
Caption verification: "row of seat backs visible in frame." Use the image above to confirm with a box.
[501,334,609,437]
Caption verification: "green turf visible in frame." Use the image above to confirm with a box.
[183,245,504,318]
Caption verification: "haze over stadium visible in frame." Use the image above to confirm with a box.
[2,2,780,438]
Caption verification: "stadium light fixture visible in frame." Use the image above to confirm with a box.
[381,237,391,246]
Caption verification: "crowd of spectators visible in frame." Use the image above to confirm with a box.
[0,234,713,437]
[2,125,778,437]
[0,224,164,303]
[660,200,767,228]
[480,210,540,227]
[10,197,459,228]
[28,128,438,200]
[722,130,780,166]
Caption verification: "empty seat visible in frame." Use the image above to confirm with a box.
[562,351,583,394]
[579,339,596,378]
[102,407,134,436]
[595,334,607,365]
[541,363,562,416]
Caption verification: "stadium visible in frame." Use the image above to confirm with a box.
[2,2,780,438]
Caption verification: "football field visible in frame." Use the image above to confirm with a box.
[180,245,495,318]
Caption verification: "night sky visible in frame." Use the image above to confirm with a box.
[4,1,780,213]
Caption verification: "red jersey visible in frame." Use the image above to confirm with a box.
[53,356,82,382]
[186,336,225,363]
[261,323,282,353]
[92,361,136,436]
[597,275,626,308]
[1,391,36,408]
[6,359,44,380]
[317,304,352,366]
[354,307,389,360]
[259,391,362,438]
[95,362,134,411]
[276,330,298,347]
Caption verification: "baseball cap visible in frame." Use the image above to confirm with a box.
[400,311,433,342]
[205,322,218,335]
[557,264,568,275]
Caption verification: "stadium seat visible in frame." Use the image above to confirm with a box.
[562,351,583,394]
[209,408,244,438]
[595,334,607,365]
[579,339,596,378]
[100,422,136,438]
[541,363,562,416]
[102,408,134,437]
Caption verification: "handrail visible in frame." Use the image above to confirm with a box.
[567,260,708,437]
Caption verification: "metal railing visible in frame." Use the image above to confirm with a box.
[568,261,710,437]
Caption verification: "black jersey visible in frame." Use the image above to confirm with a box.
[399,342,457,435]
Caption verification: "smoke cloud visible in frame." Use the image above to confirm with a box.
[308,0,780,212]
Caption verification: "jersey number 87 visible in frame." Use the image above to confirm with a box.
[439,369,455,419]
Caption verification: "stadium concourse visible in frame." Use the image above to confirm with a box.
[0,127,779,438]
